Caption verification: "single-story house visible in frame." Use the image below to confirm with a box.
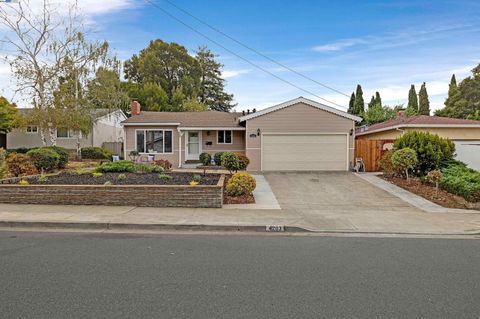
[122,97,362,171]
[356,114,480,170]
[7,109,127,152]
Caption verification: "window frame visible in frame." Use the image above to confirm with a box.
[56,128,78,139]
[26,126,38,134]
[217,130,233,145]
[135,129,174,154]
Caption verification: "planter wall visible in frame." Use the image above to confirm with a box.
[0,175,224,208]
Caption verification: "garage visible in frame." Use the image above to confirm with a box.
[453,140,480,171]
[262,133,348,171]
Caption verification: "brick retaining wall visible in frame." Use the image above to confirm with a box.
[0,175,225,208]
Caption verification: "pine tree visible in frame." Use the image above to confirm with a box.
[406,84,418,116]
[367,96,375,109]
[374,91,382,107]
[418,82,430,115]
[353,84,365,116]
[348,92,355,114]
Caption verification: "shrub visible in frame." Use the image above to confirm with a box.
[96,160,136,173]
[378,150,398,177]
[158,173,173,180]
[150,164,164,173]
[6,147,31,155]
[441,163,480,202]
[117,173,127,181]
[18,180,29,185]
[391,148,418,181]
[154,159,172,170]
[225,172,256,196]
[189,180,199,186]
[6,153,38,177]
[192,174,202,183]
[92,172,103,178]
[221,152,240,173]
[135,163,153,173]
[0,148,6,179]
[37,175,48,183]
[27,148,60,172]
[426,170,443,189]
[104,181,113,186]
[213,152,224,166]
[235,153,250,170]
[199,152,212,166]
[394,131,455,175]
[45,146,69,168]
[81,147,112,160]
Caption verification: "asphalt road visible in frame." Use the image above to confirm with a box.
[0,231,479,319]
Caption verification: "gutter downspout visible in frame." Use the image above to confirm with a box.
[178,128,182,168]
[396,127,405,135]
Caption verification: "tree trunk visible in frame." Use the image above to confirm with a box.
[48,127,56,146]
[40,129,47,146]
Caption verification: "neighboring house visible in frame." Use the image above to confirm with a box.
[7,109,127,151]
[122,97,362,171]
[356,114,480,170]
[0,133,5,149]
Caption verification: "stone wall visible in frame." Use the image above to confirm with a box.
[0,175,224,208]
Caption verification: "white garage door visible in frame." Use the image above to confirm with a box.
[262,134,348,171]
[453,140,480,171]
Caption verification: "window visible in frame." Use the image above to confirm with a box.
[217,130,232,144]
[26,126,38,134]
[136,129,173,154]
[56,129,78,138]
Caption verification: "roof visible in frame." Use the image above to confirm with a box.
[17,108,125,120]
[122,110,244,128]
[238,97,362,122]
[356,115,480,136]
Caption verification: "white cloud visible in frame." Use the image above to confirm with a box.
[222,69,251,79]
[313,38,367,52]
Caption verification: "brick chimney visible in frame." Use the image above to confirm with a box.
[396,110,406,118]
[131,100,141,116]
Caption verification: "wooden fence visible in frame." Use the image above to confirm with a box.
[102,142,123,156]
[355,140,393,172]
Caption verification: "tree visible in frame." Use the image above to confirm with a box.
[367,96,376,109]
[195,46,236,112]
[124,39,201,104]
[348,92,355,114]
[391,148,418,182]
[418,82,430,115]
[374,91,382,107]
[88,67,131,114]
[406,85,418,116]
[353,84,365,116]
[0,96,18,134]
[364,104,396,125]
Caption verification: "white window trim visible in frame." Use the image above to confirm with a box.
[135,129,174,154]
[25,126,38,134]
[217,130,233,145]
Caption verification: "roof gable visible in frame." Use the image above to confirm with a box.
[239,97,362,122]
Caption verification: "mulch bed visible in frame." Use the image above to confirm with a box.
[383,176,479,210]
[23,172,220,186]
[222,175,256,205]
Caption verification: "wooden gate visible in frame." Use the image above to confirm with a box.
[355,140,389,172]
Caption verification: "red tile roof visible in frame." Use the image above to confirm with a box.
[356,115,480,135]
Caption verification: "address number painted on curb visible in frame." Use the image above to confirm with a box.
[266,225,285,232]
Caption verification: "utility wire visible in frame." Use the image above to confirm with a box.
[143,0,347,109]
[162,0,350,98]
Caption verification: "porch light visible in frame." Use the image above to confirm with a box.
[349,129,354,136]
[257,128,261,136]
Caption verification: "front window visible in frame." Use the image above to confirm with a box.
[26,126,38,133]
[57,128,78,138]
[217,130,232,144]
[136,129,173,154]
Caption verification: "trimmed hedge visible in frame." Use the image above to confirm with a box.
[235,153,250,170]
[225,172,256,196]
[27,148,60,172]
[221,152,240,173]
[199,152,211,166]
[441,163,480,202]
[81,147,112,160]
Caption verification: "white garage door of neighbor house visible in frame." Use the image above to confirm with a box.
[262,134,348,171]
[454,140,480,171]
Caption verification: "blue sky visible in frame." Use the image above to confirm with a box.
[2,0,480,112]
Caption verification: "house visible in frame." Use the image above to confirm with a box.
[122,97,362,171]
[356,114,480,170]
[0,133,5,149]
[7,109,127,152]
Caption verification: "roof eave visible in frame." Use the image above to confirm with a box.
[356,124,480,136]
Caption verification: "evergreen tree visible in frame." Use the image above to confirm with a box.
[353,84,365,116]
[0,96,18,134]
[374,91,382,107]
[348,92,355,114]
[367,96,375,109]
[406,84,418,116]
[195,46,236,112]
[418,82,430,115]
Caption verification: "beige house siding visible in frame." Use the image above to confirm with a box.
[245,102,355,171]
[201,130,245,154]
[7,128,92,149]
[356,127,480,141]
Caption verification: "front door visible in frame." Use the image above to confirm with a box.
[186,131,201,160]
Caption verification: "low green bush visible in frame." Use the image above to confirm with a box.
[199,152,212,166]
[441,163,480,202]
[117,173,127,181]
[394,131,455,175]
[5,153,38,177]
[192,174,202,183]
[391,148,418,181]
[81,147,112,160]
[225,172,256,196]
[235,153,250,170]
[0,148,6,179]
[213,152,224,166]
[378,150,399,177]
[221,152,240,173]
[158,173,173,180]
[44,146,69,168]
[96,160,136,173]
[27,148,60,172]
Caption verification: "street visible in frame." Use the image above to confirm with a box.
[0,231,479,318]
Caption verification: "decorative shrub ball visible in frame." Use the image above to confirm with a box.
[225,172,256,197]
[391,148,418,180]
[213,152,224,166]
[27,147,60,172]
[221,152,240,173]
[5,153,38,177]
[235,153,250,170]
[44,146,69,168]
[199,152,212,166]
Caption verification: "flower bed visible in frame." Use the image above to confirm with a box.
[0,172,225,208]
